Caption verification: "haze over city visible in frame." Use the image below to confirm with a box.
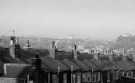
[0,0,135,40]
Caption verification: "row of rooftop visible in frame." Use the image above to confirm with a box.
[0,35,135,73]
[0,35,134,83]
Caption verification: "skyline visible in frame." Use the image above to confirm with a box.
[0,0,135,40]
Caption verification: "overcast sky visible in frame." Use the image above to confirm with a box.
[0,0,135,40]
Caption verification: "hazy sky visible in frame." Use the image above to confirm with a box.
[0,0,135,40]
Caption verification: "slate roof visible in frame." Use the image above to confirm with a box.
[72,59,89,71]
[83,59,94,70]
[62,59,80,71]
[101,60,119,71]
[3,63,29,78]
[78,53,93,60]
[116,60,135,71]
[87,59,102,71]
[82,59,102,71]
[41,56,69,72]
[0,48,18,63]
[1,45,135,78]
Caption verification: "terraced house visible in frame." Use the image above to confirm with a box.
[0,35,135,83]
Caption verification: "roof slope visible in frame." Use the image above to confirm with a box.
[62,59,80,71]
[41,56,69,72]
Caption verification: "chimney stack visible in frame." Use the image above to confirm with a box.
[73,43,78,59]
[93,53,99,60]
[121,48,127,61]
[9,33,16,59]
[49,41,56,59]
[27,40,31,48]
[122,48,126,56]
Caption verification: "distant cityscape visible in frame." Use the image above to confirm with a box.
[1,33,135,55]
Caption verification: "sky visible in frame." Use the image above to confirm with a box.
[0,0,135,40]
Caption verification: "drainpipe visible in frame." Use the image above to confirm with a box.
[107,71,110,83]
[57,64,60,83]
[91,67,93,83]
[101,72,103,83]
[71,65,73,83]
[89,66,91,83]
[48,72,50,83]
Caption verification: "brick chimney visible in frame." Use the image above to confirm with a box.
[93,53,99,60]
[27,40,31,49]
[9,36,16,59]
[49,41,56,59]
[73,43,78,59]
[121,48,127,61]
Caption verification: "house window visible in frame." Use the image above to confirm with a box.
[97,72,100,81]
[76,73,81,83]
[122,72,125,77]
[133,72,135,77]
[127,71,133,78]
[131,72,134,77]
[126,72,130,77]
[72,74,76,83]
[63,73,67,83]
[87,72,92,82]
[116,71,119,80]
[82,72,93,82]
[112,71,117,80]
[112,71,119,80]
[27,74,33,83]
[48,73,51,83]
[107,72,110,82]
[82,73,87,82]
[93,73,97,82]
[28,81,33,83]
[91,72,96,82]
[89,72,92,82]
[52,74,58,83]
